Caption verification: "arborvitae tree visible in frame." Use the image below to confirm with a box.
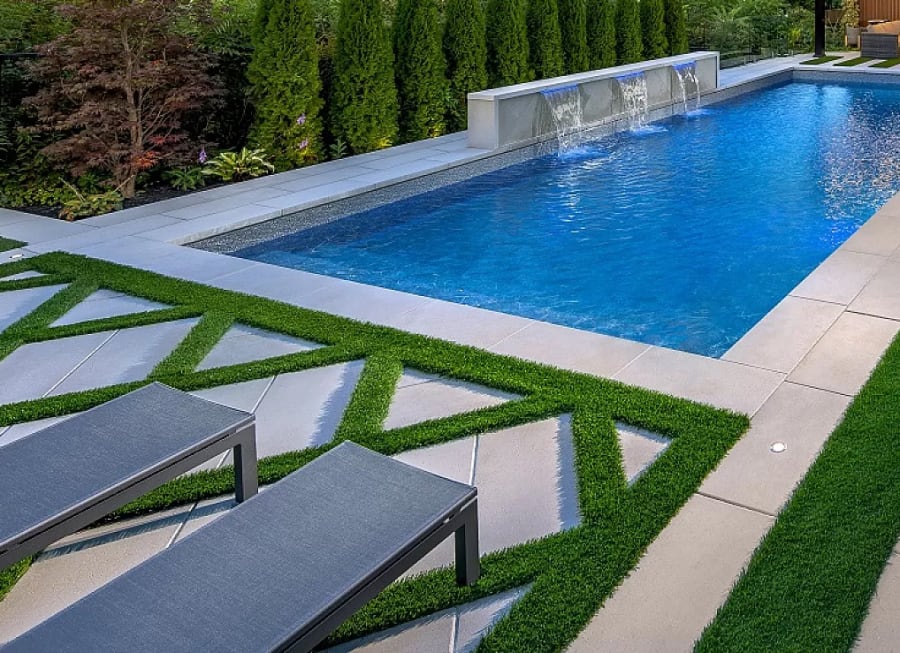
[332,0,398,153]
[587,0,617,69]
[557,0,590,73]
[664,0,689,54]
[247,0,322,170]
[527,0,565,80]
[615,0,642,64]
[640,0,668,59]
[394,0,447,141]
[251,0,273,48]
[443,0,488,131]
[486,0,531,86]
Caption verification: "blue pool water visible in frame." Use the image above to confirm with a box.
[234,81,900,356]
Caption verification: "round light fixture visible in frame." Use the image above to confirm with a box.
[8,253,23,260]
[770,441,787,453]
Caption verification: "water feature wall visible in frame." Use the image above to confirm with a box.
[540,84,586,150]
[467,52,719,150]
[672,61,701,114]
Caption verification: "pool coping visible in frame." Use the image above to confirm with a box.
[1,53,900,650]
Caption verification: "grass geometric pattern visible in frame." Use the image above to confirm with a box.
[0,252,749,651]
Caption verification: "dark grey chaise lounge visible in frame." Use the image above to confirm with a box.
[4,441,480,653]
[0,382,257,570]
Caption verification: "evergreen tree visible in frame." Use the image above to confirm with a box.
[486,0,531,86]
[527,0,565,80]
[332,0,398,153]
[394,0,447,141]
[557,0,590,73]
[640,0,668,59]
[587,0,617,69]
[664,0,689,54]
[247,0,322,170]
[615,0,642,64]
[443,0,488,131]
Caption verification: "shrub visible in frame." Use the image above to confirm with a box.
[587,0,618,68]
[394,0,447,141]
[202,148,274,181]
[331,0,398,153]
[486,0,531,86]
[665,0,690,53]
[641,0,670,59]
[527,0,565,79]
[616,0,643,63]
[164,166,206,191]
[443,0,488,131]
[25,0,218,199]
[59,182,123,221]
[558,0,590,73]
[247,0,322,170]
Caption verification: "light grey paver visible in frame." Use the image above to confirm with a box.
[0,284,67,334]
[255,179,376,211]
[323,586,526,653]
[0,215,93,243]
[0,331,114,405]
[297,278,433,325]
[788,312,900,396]
[842,199,900,257]
[138,205,282,244]
[384,299,535,349]
[849,260,900,320]
[48,319,198,396]
[490,321,649,378]
[0,208,35,227]
[385,372,519,430]
[566,494,773,653]
[722,296,844,373]
[790,249,888,305]
[616,423,670,484]
[26,215,182,254]
[700,382,850,515]
[196,324,320,370]
[160,188,290,220]
[251,362,364,457]
[208,262,335,304]
[50,289,169,327]
[614,346,785,415]
[853,548,900,653]
[271,167,366,192]
[0,506,190,644]
[0,271,45,281]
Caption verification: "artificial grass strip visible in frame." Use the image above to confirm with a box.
[0,252,750,651]
[0,237,25,253]
[870,57,900,68]
[835,56,874,66]
[695,333,900,653]
[801,55,843,65]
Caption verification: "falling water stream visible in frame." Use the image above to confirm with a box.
[615,72,650,130]
[541,85,585,151]
[672,61,701,115]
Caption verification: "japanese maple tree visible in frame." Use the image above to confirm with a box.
[25,0,217,198]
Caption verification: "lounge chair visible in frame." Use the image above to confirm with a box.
[0,382,257,570]
[860,20,900,58]
[4,441,480,652]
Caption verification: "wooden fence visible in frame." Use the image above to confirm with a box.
[861,0,900,25]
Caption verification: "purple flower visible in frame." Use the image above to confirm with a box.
[198,147,208,164]
[296,114,307,126]
[298,138,309,151]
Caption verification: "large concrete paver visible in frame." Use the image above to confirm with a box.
[207,262,336,304]
[700,382,850,515]
[790,249,888,305]
[854,547,900,653]
[50,289,169,327]
[788,312,900,396]
[722,296,844,373]
[614,346,785,415]
[616,423,670,484]
[48,319,198,396]
[385,371,519,430]
[489,321,649,378]
[849,260,900,320]
[842,203,900,257]
[196,324,320,370]
[566,495,773,653]
[0,284,67,333]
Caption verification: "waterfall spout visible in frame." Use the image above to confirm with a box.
[672,62,700,115]
[541,85,584,152]
[615,72,649,131]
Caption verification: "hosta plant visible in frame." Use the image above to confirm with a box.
[202,148,275,182]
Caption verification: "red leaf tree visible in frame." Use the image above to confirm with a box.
[25,0,217,198]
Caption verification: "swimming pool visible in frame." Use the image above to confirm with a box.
[232,80,900,357]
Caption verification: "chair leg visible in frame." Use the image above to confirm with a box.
[454,503,480,586]
[233,424,259,503]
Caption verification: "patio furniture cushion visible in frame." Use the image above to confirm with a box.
[860,30,900,57]
[4,441,479,653]
[0,382,257,570]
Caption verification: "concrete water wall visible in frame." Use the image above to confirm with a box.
[467,52,720,150]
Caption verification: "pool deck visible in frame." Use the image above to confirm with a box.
[2,54,900,650]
